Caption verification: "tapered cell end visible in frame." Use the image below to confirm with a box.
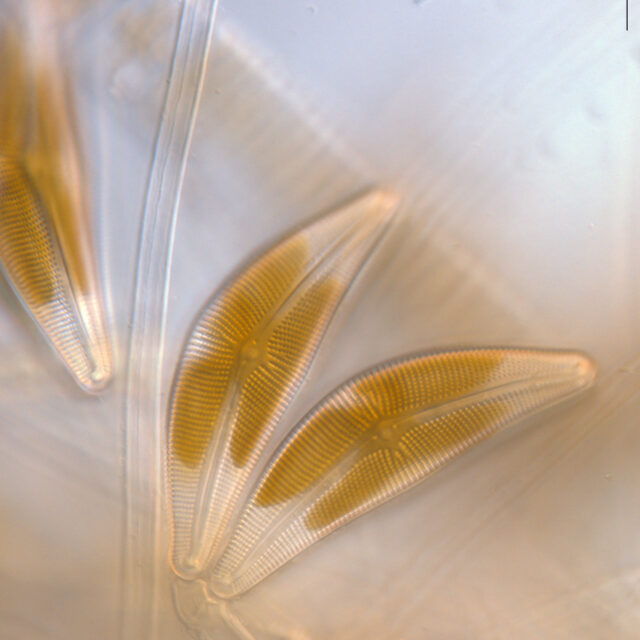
[373,187,400,212]
[570,351,597,390]
[359,187,400,225]
[80,360,113,394]
[320,187,398,230]
[63,349,113,394]
[327,187,399,259]
[72,293,114,394]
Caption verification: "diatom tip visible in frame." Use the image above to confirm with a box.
[366,188,400,222]
[374,187,400,211]
[83,366,113,393]
[572,352,597,388]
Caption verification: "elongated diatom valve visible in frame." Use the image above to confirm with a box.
[212,348,596,597]
[0,10,113,392]
[168,190,398,579]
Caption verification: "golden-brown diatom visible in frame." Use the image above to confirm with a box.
[168,190,398,579]
[212,348,596,597]
[0,8,112,391]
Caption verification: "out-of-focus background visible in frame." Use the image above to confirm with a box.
[1,1,639,638]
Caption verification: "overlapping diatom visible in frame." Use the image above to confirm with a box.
[0,10,112,392]
[211,348,596,597]
[168,190,398,578]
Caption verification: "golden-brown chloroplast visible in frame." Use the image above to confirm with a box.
[168,189,398,579]
[0,9,112,392]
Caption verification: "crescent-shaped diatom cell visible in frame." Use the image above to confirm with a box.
[168,189,398,579]
[0,12,113,392]
[211,348,596,597]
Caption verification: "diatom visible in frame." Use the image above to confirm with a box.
[0,11,112,392]
[168,189,398,578]
[211,347,596,597]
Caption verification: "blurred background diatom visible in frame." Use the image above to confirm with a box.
[0,1,112,392]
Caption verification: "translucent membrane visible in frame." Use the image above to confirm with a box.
[212,347,596,597]
[168,190,398,578]
[0,11,112,392]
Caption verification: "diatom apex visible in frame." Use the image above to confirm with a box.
[212,348,596,597]
[0,13,112,392]
[168,189,398,579]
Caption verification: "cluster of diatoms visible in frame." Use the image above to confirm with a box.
[167,189,597,600]
[168,190,397,576]
[0,10,112,392]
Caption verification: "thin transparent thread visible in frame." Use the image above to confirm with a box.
[121,1,219,639]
